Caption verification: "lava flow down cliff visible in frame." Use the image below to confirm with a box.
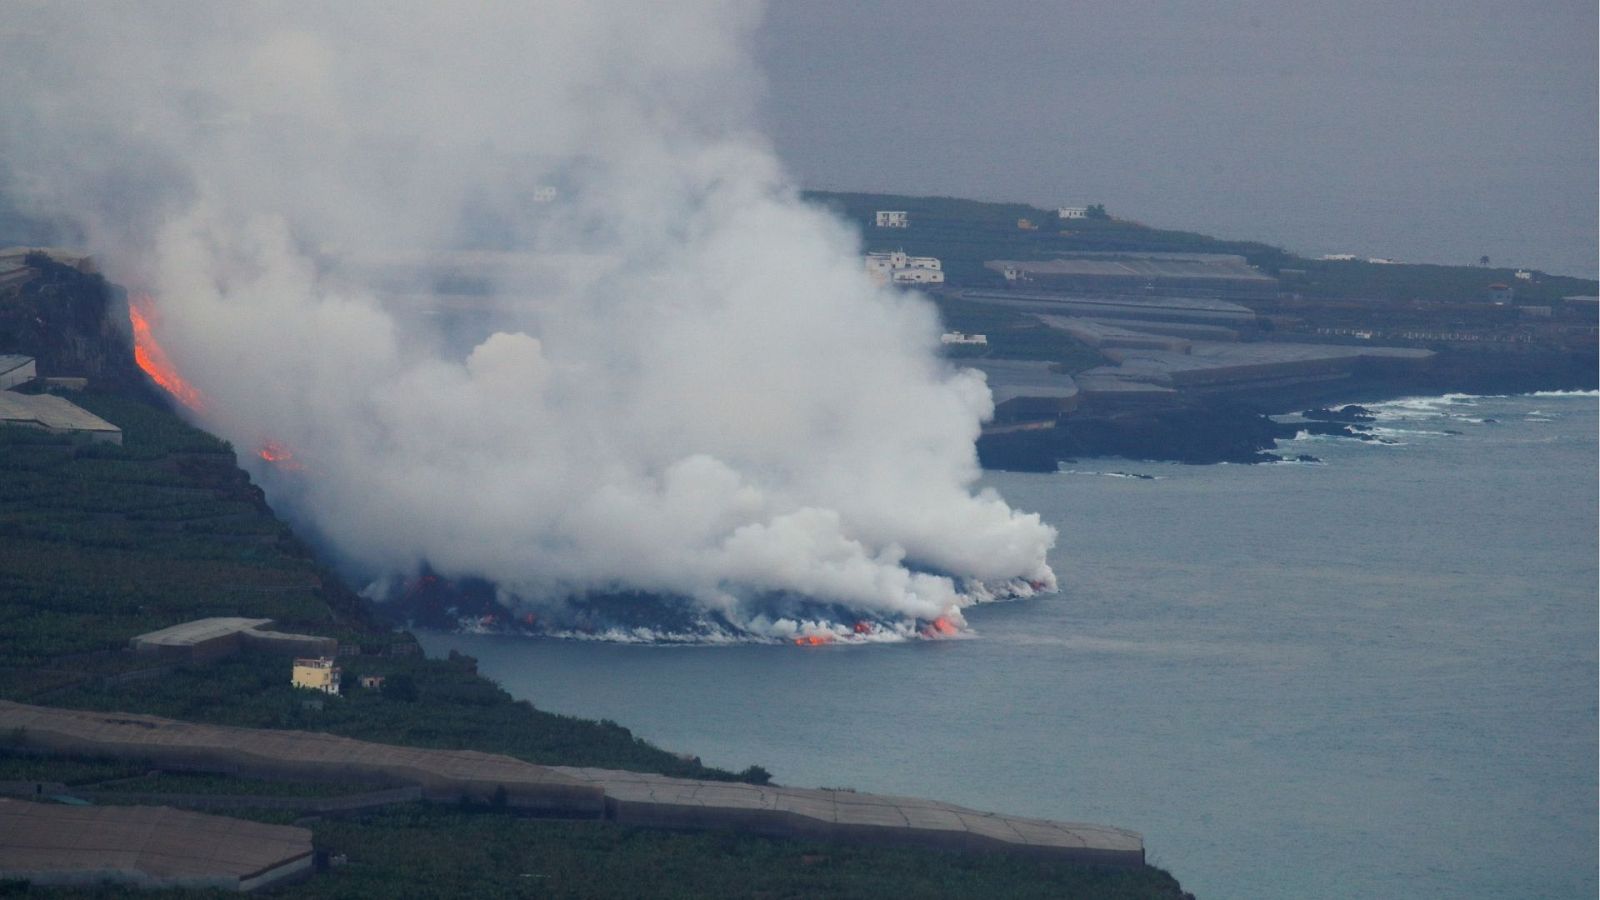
[6,3,1056,642]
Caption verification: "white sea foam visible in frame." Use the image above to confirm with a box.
[1057,469,1162,480]
[1363,389,1594,424]
[1369,426,1454,438]
[1526,389,1599,398]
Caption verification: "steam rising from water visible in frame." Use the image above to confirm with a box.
[0,3,1056,640]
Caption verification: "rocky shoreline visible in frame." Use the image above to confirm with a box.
[976,348,1597,471]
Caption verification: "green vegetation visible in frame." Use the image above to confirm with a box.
[0,392,752,782]
[0,390,345,676]
[297,807,1187,900]
[14,805,1190,899]
[84,770,370,798]
[1286,258,1595,305]
[32,652,745,779]
[930,295,1105,374]
[0,753,146,785]
[0,756,369,798]
[807,190,1295,285]
[807,189,1598,305]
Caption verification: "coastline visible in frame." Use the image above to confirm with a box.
[977,348,1598,469]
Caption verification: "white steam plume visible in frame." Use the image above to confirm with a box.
[0,3,1056,640]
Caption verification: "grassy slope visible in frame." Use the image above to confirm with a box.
[18,807,1189,900]
[806,190,1295,286]
[805,189,1597,303]
[0,390,755,780]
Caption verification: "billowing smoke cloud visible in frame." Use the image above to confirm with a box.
[0,3,1056,640]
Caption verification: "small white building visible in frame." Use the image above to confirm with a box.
[1514,269,1533,281]
[1319,253,1358,261]
[941,331,988,345]
[875,210,909,228]
[1057,206,1088,220]
[865,251,944,286]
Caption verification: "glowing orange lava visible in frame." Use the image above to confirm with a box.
[128,293,205,412]
[258,440,306,471]
[929,616,958,637]
[793,634,832,646]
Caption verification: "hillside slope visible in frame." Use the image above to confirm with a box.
[0,258,1190,899]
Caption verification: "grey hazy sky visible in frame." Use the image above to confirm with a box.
[757,1,1598,277]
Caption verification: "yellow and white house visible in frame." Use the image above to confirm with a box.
[291,657,341,695]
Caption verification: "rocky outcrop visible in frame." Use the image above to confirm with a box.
[0,252,141,386]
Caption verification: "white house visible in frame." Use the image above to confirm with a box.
[1057,206,1088,220]
[941,331,988,345]
[875,210,909,228]
[865,251,944,286]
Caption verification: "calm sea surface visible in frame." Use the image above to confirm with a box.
[421,392,1598,900]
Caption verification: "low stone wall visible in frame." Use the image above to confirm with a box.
[558,767,1145,867]
[85,784,422,814]
[0,701,1144,866]
[0,700,604,817]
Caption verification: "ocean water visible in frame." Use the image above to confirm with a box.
[421,392,1598,900]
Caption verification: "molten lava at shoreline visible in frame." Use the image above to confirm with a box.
[128,293,205,412]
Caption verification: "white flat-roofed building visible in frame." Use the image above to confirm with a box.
[941,331,988,345]
[1058,206,1088,219]
[0,391,121,444]
[132,617,274,662]
[0,355,35,391]
[132,617,338,663]
[875,210,908,228]
[866,251,944,286]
